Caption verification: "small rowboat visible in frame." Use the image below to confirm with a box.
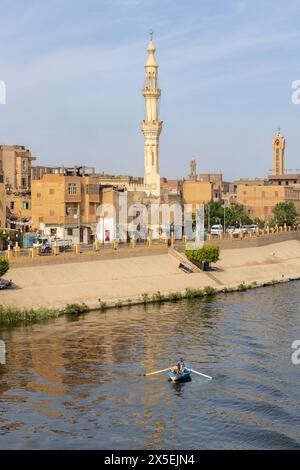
[144,365,212,381]
[167,367,192,382]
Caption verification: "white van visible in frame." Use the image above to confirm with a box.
[210,224,223,235]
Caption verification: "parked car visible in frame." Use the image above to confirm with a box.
[244,224,258,234]
[33,237,73,253]
[227,226,242,236]
[0,279,13,290]
[210,224,223,235]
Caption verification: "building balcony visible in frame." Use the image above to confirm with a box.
[64,193,81,202]
[36,215,82,225]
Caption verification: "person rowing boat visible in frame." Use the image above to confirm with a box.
[169,358,191,382]
[172,358,186,374]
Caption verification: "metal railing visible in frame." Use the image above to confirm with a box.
[1,226,298,263]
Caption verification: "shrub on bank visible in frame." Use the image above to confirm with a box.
[185,246,220,270]
[141,293,150,304]
[0,257,9,278]
[203,286,217,296]
[152,291,164,303]
[99,301,108,311]
[237,283,248,291]
[185,288,204,299]
[63,303,89,315]
[167,291,183,301]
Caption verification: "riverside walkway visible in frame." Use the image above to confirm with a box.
[1,227,299,268]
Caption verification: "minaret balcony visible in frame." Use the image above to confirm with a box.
[142,88,161,97]
[141,120,163,131]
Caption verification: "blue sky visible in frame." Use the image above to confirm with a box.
[0,0,299,180]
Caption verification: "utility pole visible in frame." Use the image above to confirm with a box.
[207,204,211,232]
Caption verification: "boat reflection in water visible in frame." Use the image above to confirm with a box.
[170,380,190,397]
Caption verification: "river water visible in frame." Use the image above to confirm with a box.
[0,282,299,449]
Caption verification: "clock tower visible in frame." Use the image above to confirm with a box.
[272,129,285,176]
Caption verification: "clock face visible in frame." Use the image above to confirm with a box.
[275,139,280,146]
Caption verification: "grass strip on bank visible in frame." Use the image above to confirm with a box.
[0,307,60,326]
[0,303,89,327]
[1,277,299,327]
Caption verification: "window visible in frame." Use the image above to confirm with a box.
[10,201,14,210]
[49,210,55,216]
[39,217,44,223]
[23,202,29,210]
[68,183,77,195]
[22,178,27,188]
[37,193,41,198]
[50,228,57,237]
[67,228,73,236]
[89,204,95,215]
[49,188,55,195]
[275,191,278,198]
[66,206,77,216]
[86,184,99,195]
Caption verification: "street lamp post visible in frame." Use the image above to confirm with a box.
[74,212,80,244]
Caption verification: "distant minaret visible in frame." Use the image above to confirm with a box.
[189,158,197,180]
[141,32,162,197]
[273,128,285,176]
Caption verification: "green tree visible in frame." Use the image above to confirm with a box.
[0,257,9,278]
[204,202,224,228]
[272,202,297,226]
[253,217,265,229]
[185,245,220,270]
[224,203,252,227]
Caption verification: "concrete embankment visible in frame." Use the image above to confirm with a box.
[1,240,300,311]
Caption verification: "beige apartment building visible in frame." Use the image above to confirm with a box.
[183,180,213,212]
[31,172,101,243]
[0,145,36,230]
[0,145,35,191]
[160,178,182,205]
[199,173,222,201]
[268,174,300,186]
[237,184,300,221]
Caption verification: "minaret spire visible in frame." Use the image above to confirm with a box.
[141,34,162,197]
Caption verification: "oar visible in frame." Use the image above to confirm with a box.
[144,367,172,377]
[190,369,212,380]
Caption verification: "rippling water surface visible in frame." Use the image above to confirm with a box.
[0,282,300,449]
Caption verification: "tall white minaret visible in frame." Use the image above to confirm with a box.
[141,32,162,197]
